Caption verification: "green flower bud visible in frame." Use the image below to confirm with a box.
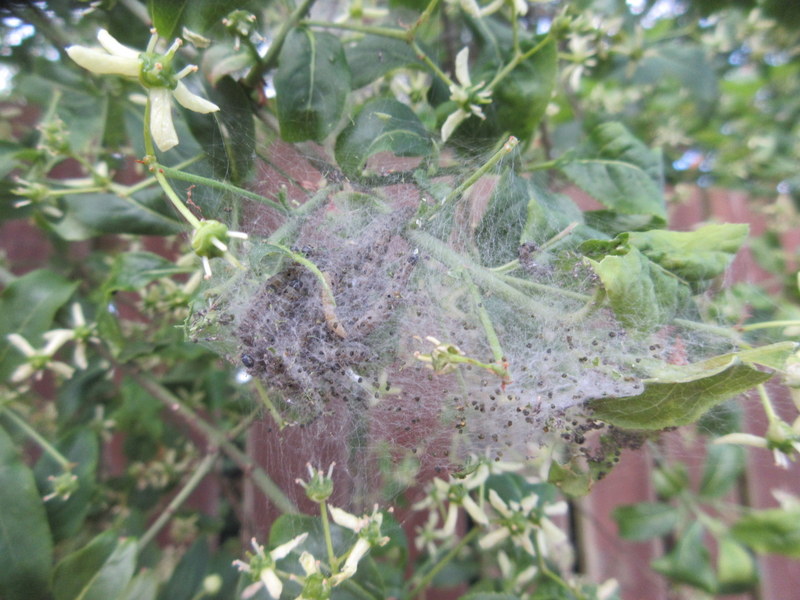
[139,52,177,90]
[299,573,331,599]
[192,220,230,259]
[298,463,335,503]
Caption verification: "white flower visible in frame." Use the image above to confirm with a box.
[67,29,219,152]
[7,330,75,382]
[455,0,528,18]
[328,505,390,580]
[441,47,493,141]
[233,534,308,599]
[68,303,99,370]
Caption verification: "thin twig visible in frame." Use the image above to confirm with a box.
[129,371,297,514]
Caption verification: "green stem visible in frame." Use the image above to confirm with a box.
[121,155,203,197]
[143,100,202,229]
[500,273,590,302]
[739,319,800,332]
[48,186,106,197]
[407,229,551,315]
[487,32,552,91]
[1,407,72,470]
[409,0,441,37]
[531,532,585,600]
[130,372,297,514]
[672,318,744,344]
[156,164,288,214]
[466,276,505,366]
[510,0,520,55]
[244,0,318,86]
[441,136,518,206]
[408,527,480,598]
[267,185,337,246]
[339,577,379,600]
[302,20,408,40]
[263,243,337,305]
[138,451,219,553]
[410,39,454,87]
[757,384,779,423]
[320,500,339,572]
[252,379,286,429]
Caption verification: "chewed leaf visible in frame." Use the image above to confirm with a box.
[586,247,690,330]
[335,98,433,177]
[627,223,749,282]
[589,356,772,430]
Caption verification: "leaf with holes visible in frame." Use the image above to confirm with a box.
[589,356,772,430]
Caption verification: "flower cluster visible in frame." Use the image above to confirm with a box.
[234,464,391,599]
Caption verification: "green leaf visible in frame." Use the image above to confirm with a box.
[52,192,184,240]
[148,0,188,40]
[485,473,557,506]
[275,28,351,142]
[0,140,22,179]
[0,425,53,600]
[0,269,78,382]
[119,571,159,600]
[103,252,189,295]
[270,514,338,558]
[492,36,557,142]
[547,458,593,497]
[652,522,716,593]
[727,341,799,370]
[201,43,254,86]
[627,224,749,282]
[53,532,137,600]
[560,122,666,220]
[652,463,689,499]
[335,98,433,177]
[587,247,690,330]
[35,429,99,542]
[698,443,745,499]
[717,537,758,594]
[473,170,529,266]
[157,539,209,600]
[633,43,718,116]
[613,502,680,541]
[589,356,773,430]
[459,593,520,600]
[731,507,800,557]
[57,364,112,427]
[183,0,252,33]
[521,178,606,251]
[182,76,255,183]
[344,35,420,89]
